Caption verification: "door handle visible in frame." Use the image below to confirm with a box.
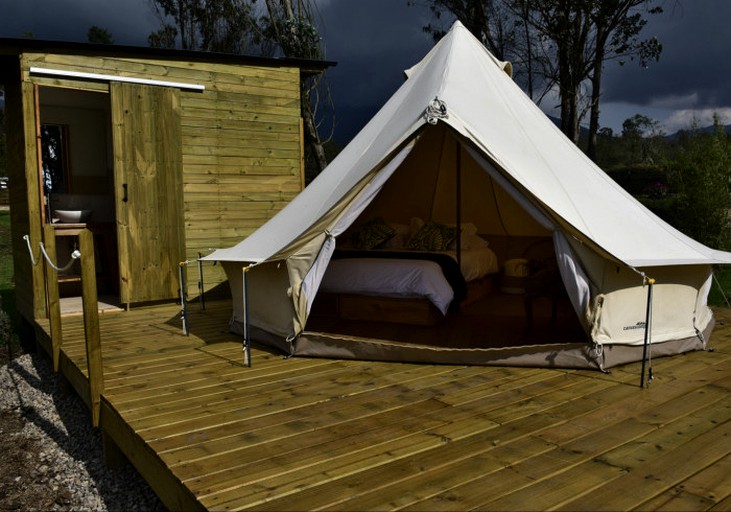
[122,183,128,202]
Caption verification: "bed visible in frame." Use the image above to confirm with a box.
[314,218,499,325]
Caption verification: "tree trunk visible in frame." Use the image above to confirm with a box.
[302,91,328,173]
[587,50,603,161]
[265,0,329,175]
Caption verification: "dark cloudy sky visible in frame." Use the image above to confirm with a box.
[2,0,730,140]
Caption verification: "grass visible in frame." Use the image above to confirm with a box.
[0,208,25,362]
[0,209,12,287]
[710,265,731,307]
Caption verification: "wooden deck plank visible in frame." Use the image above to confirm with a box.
[637,453,731,511]
[476,395,731,510]
[208,377,620,510]
[554,414,731,511]
[122,363,465,432]
[393,358,731,511]
[32,301,731,511]
[264,408,644,511]
[150,382,451,453]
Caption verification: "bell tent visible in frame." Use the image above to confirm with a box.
[205,21,731,370]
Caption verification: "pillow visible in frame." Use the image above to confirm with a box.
[381,223,410,249]
[461,222,479,237]
[410,216,425,237]
[351,217,396,250]
[407,221,459,251]
[443,222,478,235]
[449,233,490,250]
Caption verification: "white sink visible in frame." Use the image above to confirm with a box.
[54,209,93,223]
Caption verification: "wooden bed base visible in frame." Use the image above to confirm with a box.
[311,275,494,326]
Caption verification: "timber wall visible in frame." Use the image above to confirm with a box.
[12,50,303,310]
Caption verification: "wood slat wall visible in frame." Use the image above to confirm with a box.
[19,51,304,302]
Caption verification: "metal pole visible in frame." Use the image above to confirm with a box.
[179,262,189,336]
[198,251,205,311]
[640,277,655,388]
[242,267,252,367]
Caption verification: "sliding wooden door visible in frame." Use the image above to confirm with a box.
[111,83,185,304]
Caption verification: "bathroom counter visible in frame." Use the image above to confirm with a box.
[50,222,115,235]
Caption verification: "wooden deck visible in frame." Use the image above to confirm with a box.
[34,300,731,511]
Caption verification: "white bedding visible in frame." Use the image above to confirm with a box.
[441,247,499,282]
[319,258,454,315]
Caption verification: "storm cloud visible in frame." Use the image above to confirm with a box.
[1,0,728,137]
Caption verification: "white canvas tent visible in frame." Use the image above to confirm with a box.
[205,21,731,370]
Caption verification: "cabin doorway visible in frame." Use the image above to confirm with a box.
[37,86,120,309]
[36,83,186,311]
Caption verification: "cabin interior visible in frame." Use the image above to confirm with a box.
[37,86,119,304]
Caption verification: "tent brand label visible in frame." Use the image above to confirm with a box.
[623,321,647,331]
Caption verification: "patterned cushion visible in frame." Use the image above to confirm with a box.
[407,221,459,251]
[352,217,396,250]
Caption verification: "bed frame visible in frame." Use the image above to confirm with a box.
[311,275,493,326]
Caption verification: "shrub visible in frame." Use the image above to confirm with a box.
[664,117,731,250]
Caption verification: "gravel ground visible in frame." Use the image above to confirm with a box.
[0,353,165,511]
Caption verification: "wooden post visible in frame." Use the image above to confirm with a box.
[43,224,63,372]
[79,229,104,427]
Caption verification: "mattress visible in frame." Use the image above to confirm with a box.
[319,258,454,315]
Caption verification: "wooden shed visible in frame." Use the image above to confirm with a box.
[0,38,330,322]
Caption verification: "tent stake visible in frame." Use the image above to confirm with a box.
[242,266,252,367]
[640,277,655,388]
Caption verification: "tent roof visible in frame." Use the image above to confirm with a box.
[207,21,731,268]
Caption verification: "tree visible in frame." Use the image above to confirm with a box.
[87,26,114,44]
[517,0,662,151]
[148,25,177,49]
[420,0,552,102]
[621,113,665,163]
[147,0,332,175]
[422,0,662,159]
[262,0,330,173]
[584,0,662,160]
[147,0,262,53]
[0,92,6,180]
[666,116,731,249]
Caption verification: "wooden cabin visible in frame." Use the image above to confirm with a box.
[0,38,330,322]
